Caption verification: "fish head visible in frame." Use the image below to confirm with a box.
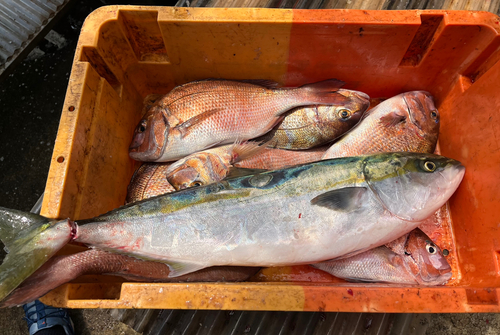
[166,155,216,190]
[402,229,452,285]
[363,153,465,221]
[129,106,169,162]
[329,89,370,124]
[403,91,440,148]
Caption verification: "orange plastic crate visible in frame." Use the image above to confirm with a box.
[40,6,500,312]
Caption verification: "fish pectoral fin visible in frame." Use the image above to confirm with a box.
[310,187,367,212]
[225,167,268,179]
[379,112,406,127]
[176,108,224,137]
[388,253,405,269]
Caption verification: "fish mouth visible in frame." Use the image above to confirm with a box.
[419,267,453,285]
[129,113,168,162]
[69,219,78,241]
[438,163,465,189]
[419,271,452,286]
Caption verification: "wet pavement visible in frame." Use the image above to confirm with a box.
[0,0,499,334]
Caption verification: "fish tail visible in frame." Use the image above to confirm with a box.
[295,79,351,107]
[0,207,73,304]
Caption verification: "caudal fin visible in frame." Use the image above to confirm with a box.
[0,208,47,251]
[0,207,73,305]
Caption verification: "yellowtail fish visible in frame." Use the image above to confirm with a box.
[0,152,464,306]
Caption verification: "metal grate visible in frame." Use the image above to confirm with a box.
[109,309,432,335]
[0,0,73,78]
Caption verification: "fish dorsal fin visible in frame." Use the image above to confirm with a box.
[226,167,268,179]
[299,79,345,90]
[202,78,281,89]
[0,207,51,251]
[238,79,281,89]
[310,187,367,212]
[379,112,406,127]
[230,141,268,164]
[176,108,224,137]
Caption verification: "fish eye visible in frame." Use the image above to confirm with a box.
[426,243,437,254]
[338,109,351,119]
[190,181,203,187]
[430,110,438,119]
[137,121,147,133]
[422,161,436,172]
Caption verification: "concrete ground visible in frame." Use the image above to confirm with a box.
[0,0,499,334]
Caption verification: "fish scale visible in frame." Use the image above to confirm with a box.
[166,83,306,129]
[235,147,326,170]
[157,81,275,122]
